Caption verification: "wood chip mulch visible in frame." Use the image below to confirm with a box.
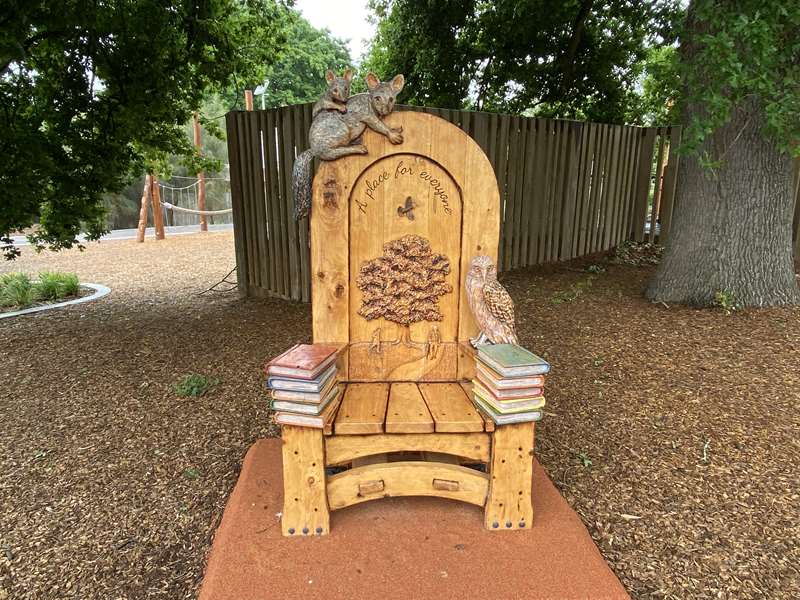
[1,232,798,599]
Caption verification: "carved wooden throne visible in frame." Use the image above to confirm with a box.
[280,111,534,535]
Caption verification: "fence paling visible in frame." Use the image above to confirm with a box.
[227,103,692,302]
[225,113,248,295]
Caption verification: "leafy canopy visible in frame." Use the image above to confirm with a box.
[363,0,681,122]
[0,0,292,258]
[675,1,800,158]
[259,15,352,108]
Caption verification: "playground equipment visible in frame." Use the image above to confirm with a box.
[136,112,233,242]
[136,175,232,241]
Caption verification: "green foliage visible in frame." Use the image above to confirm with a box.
[552,276,595,304]
[183,467,201,480]
[629,46,681,126]
[1,271,81,308]
[174,373,219,398]
[576,451,593,468]
[677,2,800,157]
[586,264,606,274]
[1,0,292,259]
[36,272,80,300]
[259,14,353,108]
[0,273,34,307]
[713,290,740,315]
[364,0,681,121]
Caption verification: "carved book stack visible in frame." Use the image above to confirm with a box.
[470,344,550,425]
[267,344,343,428]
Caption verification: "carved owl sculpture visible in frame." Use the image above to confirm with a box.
[465,255,519,347]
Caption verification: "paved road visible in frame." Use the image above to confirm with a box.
[11,223,233,245]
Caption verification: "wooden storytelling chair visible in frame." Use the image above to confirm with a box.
[279,110,535,536]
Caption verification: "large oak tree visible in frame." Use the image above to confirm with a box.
[363,0,681,122]
[646,2,800,307]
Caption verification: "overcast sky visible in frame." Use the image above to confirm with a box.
[295,0,374,62]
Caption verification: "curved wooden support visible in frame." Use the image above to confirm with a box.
[324,433,490,466]
[327,461,489,510]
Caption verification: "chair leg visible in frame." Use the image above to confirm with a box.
[281,426,330,536]
[484,422,535,531]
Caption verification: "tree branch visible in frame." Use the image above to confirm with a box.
[556,0,594,95]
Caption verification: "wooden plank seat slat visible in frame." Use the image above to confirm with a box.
[459,380,495,432]
[334,383,389,435]
[418,382,485,433]
[385,383,435,434]
[330,381,487,436]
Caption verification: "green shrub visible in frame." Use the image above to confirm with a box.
[174,373,219,397]
[58,272,80,296]
[0,273,34,308]
[713,290,739,315]
[36,271,80,300]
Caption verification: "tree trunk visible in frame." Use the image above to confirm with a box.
[647,2,799,307]
[646,106,800,306]
[646,100,799,307]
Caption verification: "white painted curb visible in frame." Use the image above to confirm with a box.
[0,283,111,319]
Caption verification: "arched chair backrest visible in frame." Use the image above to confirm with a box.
[310,111,500,381]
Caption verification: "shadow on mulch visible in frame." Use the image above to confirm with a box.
[1,233,798,599]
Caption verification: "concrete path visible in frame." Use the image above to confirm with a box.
[10,223,233,246]
[199,439,630,600]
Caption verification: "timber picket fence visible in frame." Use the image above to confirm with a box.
[226,102,680,301]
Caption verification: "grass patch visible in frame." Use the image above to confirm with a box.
[552,276,595,304]
[37,271,80,300]
[174,373,219,398]
[0,273,35,308]
[0,271,81,309]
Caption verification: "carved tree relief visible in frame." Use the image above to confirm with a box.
[357,234,452,346]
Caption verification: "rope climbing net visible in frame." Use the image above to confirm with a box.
[158,176,233,225]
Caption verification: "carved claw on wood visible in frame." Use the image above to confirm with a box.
[470,331,490,349]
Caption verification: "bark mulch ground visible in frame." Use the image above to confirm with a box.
[1,232,798,599]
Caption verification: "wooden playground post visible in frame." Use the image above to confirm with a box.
[193,112,208,231]
[136,174,152,243]
[244,89,254,111]
[151,175,166,240]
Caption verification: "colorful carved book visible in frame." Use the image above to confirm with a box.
[477,344,550,377]
[475,372,543,399]
[274,386,343,428]
[268,364,337,393]
[476,363,545,390]
[266,343,341,379]
[472,382,545,413]
[472,394,543,425]
[271,383,340,415]
[270,372,338,403]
